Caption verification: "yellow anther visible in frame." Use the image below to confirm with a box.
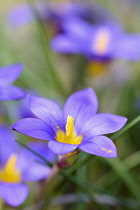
[56,129,65,141]
[101,148,107,152]
[66,115,74,136]
[107,150,112,153]
[0,154,21,183]
[101,148,112,153]
[56,115,83,145]
[94,29,110,55]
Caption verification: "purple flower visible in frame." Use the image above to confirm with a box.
[7,3,34,27]
[0,64,26,101]
[51,18,140,61]
[45,1,120,28]
[11,88,127,158]
[0,125,56,206]
[7,2,119,30]
[11,93,39,120]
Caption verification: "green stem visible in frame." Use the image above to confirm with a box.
[28,2,68,97]
[16,139,53,167]
[111,114,140,140]
[71,55,87,93]
[67,153,93,174]
[0,199,4,210]
[60,170,96,204]
[96,151,140,187]
[59,171,140,208]
[36,165,60,209]
[76,153,87,210]
[105,158,140,200]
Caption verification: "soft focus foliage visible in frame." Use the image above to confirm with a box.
[0,0,140,209]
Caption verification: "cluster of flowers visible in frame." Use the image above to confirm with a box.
[3,0,140,207]
[49,3,140,62]
[0,63,127,206]
[8,1,140,62]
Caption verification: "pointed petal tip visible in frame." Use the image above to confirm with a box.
[123,116,128,124]
[10,124,16,131]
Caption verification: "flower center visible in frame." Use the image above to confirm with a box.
[56,115,83,145]
[93,29,110,55]
[0,154,21,183]
[88,61,108,77]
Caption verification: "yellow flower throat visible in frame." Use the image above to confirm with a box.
[56,115,83,145]
[94,29,110,55]
[0,154,21,183]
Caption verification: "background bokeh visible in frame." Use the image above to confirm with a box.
[0,0,140,209]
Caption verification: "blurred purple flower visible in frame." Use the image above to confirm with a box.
[12,93,39,120]
[0,64,25,101]
[15,97,34,119]
[7,3,34,27]
[51,18,140,61]
[7,1,119,30]
[17,97,35,119]
[11,88,127,157]
[0,125,56,206]
[45,1,120,27]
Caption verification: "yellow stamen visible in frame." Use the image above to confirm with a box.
[56,115,83,145]
[66,115,74,136]
[0,154,21,183]
[94,29,110,55]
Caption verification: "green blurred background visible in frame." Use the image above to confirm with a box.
[0,0,140,209]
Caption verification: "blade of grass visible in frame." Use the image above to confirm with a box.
[97,151,140,187]
[111,114,140,140]
[16,139,53,167]
[28,2,68,97]
[60,171,140,209]
[104,158,140,200]
[75,153,87,210]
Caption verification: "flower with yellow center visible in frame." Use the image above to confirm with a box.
[0,154,21,183]
[12,88,127,157]
[0,125,56,207]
